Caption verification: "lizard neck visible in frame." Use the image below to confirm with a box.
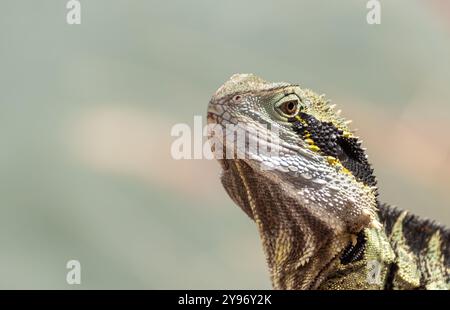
[222,160,350,289]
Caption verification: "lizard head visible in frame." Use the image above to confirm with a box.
[207,74,380,289]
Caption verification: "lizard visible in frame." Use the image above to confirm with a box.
[206,73,450,290]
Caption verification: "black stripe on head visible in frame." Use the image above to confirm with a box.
[289,113,377,187]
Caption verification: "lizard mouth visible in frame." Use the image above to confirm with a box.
[207,111,230,171]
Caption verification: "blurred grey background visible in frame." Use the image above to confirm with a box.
[0,0,449,289]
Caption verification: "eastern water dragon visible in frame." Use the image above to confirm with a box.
[206,74,450,290]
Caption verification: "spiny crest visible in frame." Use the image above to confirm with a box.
[213,73,290,100]
[300,89,356,139]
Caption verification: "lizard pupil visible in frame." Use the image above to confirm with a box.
[281,100,298,115]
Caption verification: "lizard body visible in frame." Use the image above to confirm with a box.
[206,74,450,290]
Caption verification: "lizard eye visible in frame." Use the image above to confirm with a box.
[277,99,300,117]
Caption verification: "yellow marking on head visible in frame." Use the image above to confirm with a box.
[341,167,352,175]
[326,156,352,175]
[307,145,320,152]
[327,156,339,165]
[300,128,319,152]
[294,115,308,126]
[342,131,353,138]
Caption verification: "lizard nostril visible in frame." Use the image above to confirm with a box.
[233,95,242,102]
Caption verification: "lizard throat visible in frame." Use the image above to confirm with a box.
[220,160,350,289]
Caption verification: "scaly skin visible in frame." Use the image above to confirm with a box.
[206,74,450,290]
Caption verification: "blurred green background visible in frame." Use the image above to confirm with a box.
[0,0,449,289]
